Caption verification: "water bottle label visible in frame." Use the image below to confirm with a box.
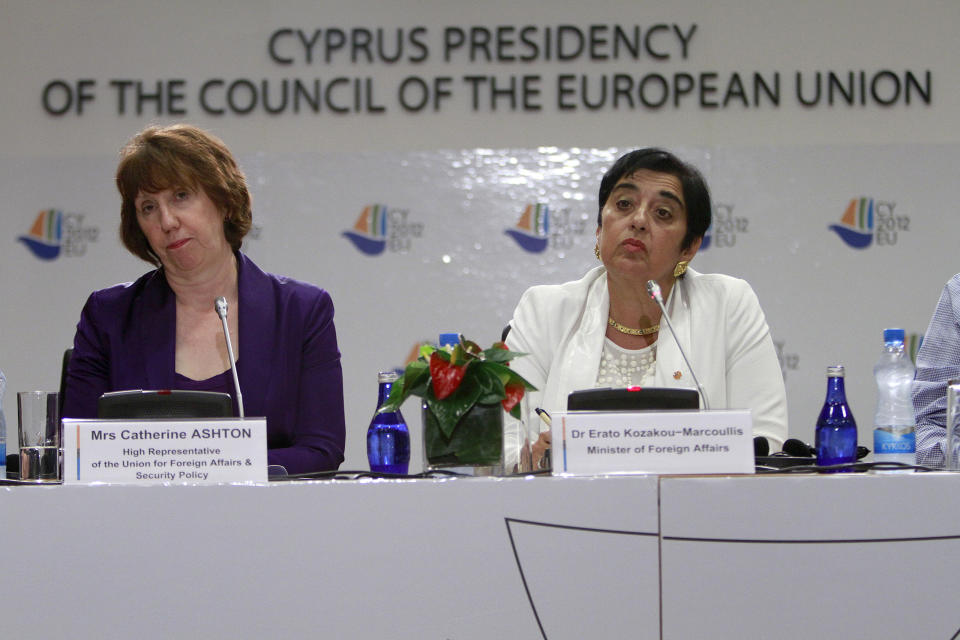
[873,427,916,454]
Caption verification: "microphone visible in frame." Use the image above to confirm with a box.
[214,296,244,419]
[782,438,815,457]
[645,280,710,410]
[753,436,770,457]
[781,439,870,460]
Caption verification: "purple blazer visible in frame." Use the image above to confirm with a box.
[63,252,346,474]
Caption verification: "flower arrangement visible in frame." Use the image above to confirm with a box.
[379,335,536,466]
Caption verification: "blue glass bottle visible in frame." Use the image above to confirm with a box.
[0,368,6,479]
[815,365,858,472]
[367,371,410,474]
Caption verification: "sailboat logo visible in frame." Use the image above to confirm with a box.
[342,204,389,256]
[828,198,874,249]
[505,203,550,253]
[18,209,63,260]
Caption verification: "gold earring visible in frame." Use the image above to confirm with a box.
[673,260,689,278]
[594,244,601,260]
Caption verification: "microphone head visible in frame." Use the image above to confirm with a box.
[753,436,770,457]
[214,296,228,318]
[645,280,663,303]
[782,438,815,457]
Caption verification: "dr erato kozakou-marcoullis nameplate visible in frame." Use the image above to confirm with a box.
[552,410,753,475]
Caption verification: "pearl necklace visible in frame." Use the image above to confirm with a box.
[597,339,657,388]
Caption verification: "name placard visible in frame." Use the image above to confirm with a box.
[553,410,754,475]
[62,418,268,484]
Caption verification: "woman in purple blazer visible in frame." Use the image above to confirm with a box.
[63,124,345,474]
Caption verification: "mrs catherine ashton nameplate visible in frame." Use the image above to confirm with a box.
[552,410,754,475]
[62,418,268,484]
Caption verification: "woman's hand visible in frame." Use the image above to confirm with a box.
[532,431,552,470]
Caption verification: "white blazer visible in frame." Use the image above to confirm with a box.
[506,266,788,450]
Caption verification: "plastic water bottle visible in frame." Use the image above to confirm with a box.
[815,365,858,472]
[872,328,916,470]
[0,368,7,478]
[438,332,460,348]
[366,371,410,474]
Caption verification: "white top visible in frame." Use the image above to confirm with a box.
[596,338,657,388]
[505,265,788,455]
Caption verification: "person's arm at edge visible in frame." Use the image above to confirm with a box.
[62,291,110,419]
[267,289,346,474]
[722,279,788,451]
[912,276,960,468]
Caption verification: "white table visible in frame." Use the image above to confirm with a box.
[1,475,660,640]
[2,472,957,639]
[660,473,960,639]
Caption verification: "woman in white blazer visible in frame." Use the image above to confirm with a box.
[506,149,788,468]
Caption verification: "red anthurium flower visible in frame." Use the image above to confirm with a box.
[430,351,467,400]
[501,381,525,412]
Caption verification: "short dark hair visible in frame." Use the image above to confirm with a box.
[116,124,252,265]
[597,148,711,251]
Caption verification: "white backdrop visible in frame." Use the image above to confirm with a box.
[1,0,958,471]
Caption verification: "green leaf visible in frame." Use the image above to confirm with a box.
[481,347,528,364]
[483,361,514,386]
[380,382,404,413]
[450,343,482,366]
[424,402,503,465]
[512,373,537,391]
[502,365,538,391]
[403,362,430,394]
[423,411,456,460]
[461,339,483,356]
[473,366,507,405]
[425,375,482,438]
[378,360,429,413]
[445,402,503,464]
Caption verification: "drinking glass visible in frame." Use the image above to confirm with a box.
[18,391,60,482]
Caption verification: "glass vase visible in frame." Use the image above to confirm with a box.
[422,401,503,476]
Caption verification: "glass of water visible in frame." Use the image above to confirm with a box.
[17,391,60,482]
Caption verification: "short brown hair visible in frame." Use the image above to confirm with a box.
[116,124,252,265]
